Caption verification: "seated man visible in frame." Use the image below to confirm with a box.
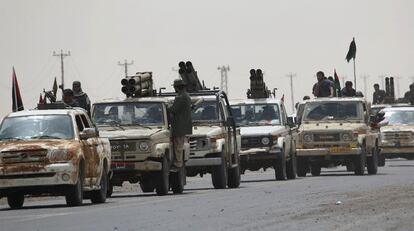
[201,105,217,120]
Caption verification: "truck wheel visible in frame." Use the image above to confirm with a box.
[310,163,321,176]
[7,194,24,209]
[140,179,155,193]
[296,158,308,177]
[170,164,185,194]
[286,150,297,180]
[367,147,378,175]
[65,166,84,206]
[227,154,241,188]
[211,151,228,189]
[91,166,108,204]
[378,153,386,167]
[354,145,366,175]
[107,182,113,197]
[155,157,170,196]
[346,163,355,171]
[274,152,287,180]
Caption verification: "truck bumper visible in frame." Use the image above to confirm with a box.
[111,160,162,172]
[380,146,414,158]
[297,147,362,157]
[240,148,282,161]
[0,162,76,189]
[186,157,222,167]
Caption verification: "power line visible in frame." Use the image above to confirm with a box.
[118,59,134,77]
[218,66,230,95]
[286,73,296,114]
[53,50,71,90]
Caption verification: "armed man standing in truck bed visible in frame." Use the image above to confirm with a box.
[169,79,193,171]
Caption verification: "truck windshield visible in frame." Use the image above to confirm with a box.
[383,110,414,125]
[192,101,219,122]
[93,102,164,126]
[231,104,281,126]
[0,115,74,140]
[303,101,364,122]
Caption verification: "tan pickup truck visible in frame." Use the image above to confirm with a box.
[296,98,380,176]
[0,106,111,209]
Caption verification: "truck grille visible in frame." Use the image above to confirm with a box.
[0,150,48,164]
[313,133,340,142]
[189,137,209,151]
[241,136,268,148]
[382,132,412,142]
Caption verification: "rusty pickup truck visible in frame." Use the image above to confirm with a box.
[0,106,111,209]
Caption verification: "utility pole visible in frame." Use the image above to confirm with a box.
[286,73,296,113]
[218,66,230,94]
[118,59,134,77]
[53,50,70,90]
[361,75,369,98]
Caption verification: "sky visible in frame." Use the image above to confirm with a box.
[1,0,413,118]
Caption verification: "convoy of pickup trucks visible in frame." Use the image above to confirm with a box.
[0,63,412,209]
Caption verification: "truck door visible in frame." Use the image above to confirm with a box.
[75,114,97,185]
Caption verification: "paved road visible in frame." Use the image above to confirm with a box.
[1,159,414,231]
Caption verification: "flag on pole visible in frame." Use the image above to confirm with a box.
[12,67,24,112]
[38,93,45,104]
[52,77,58,97]
[346,37,357,63]
[334,69,342,96]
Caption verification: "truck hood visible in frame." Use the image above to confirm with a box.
[99,127,163,140]
[192,126,223,137]
[381,125,414,133]
[300,122,367,132]
[240,126,285,136]
[0,139,77,152]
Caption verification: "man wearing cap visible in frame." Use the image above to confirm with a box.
[63,89,80,108]
[72,81,91,115]
[168,79,192,171]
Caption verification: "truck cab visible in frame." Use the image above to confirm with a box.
[0,105,111,208]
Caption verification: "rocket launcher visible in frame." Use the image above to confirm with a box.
[247,69,271,99]
[121,72,154,97]
[178,61,204,93]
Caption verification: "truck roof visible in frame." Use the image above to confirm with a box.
[303,97,367,103]
[230,98,283,105]
[382,106,414,112]
[94,97,171,104]
[5,108,87,118]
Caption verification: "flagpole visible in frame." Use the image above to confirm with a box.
[353,58,357,90]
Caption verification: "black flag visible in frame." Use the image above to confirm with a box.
[12,67,24,112]
[346,37,357,63]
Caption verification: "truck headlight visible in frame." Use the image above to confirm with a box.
[261,137,270,145]
[303,134,313,142]
[342,133,352,141]
[139,141,150,151]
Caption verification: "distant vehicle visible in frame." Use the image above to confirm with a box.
[296,97,380,176]
[378,106,414,160]
[0,105,111,209]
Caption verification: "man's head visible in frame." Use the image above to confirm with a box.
[374,83,380,91]
[327,76,334,82]
[173,79,186,93]
[72,81,82,93]
[316,71,325,82]
[63,89,74,104]
[345,81,353,89]
[303,95,310,100]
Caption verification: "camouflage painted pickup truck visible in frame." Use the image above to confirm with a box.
[0,106,111,209]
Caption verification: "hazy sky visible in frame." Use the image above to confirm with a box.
[1,0,413,117]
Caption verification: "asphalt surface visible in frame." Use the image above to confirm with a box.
[1,159,414,231]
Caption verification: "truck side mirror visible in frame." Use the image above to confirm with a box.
[287,116,295,128]
[80,128,97,139]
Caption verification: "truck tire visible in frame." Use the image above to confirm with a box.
[140,179,155,193]
[227,154,241,188]
[378,153,386,167]
[310,163,321,176]
[170,164,185,194]
[274,151,287,180]
[286,150,297,180]
[296,158,308,177]
[367,147,378,175]
[7,194,24,209]
[354,145,366,175]
[155,157,170,196]
[346,163,355,172]
[212,151,228,189]
[91,166,108,204]
[107,182,113,197]
[65,166,84,206]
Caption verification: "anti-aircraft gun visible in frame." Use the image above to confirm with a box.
[247,69,272,99]
[121,72,155,98]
